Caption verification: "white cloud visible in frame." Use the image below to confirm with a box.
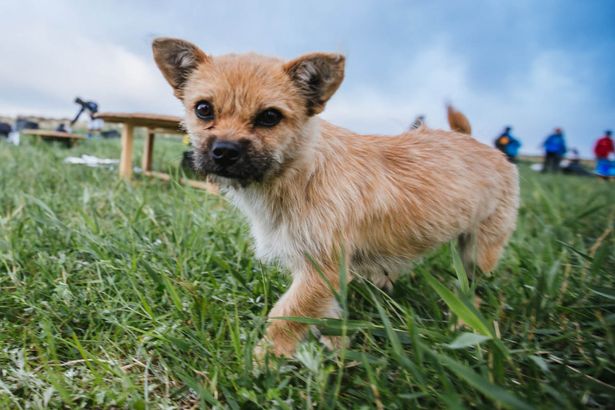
[0,5,181,118]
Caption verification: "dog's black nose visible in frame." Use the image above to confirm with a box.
[210,140,242,166]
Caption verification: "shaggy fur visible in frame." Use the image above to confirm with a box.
[152,38,519,358]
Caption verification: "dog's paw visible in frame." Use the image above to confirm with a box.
[252,340,269,367]
[253,337,296,367]
[319,334,349,351]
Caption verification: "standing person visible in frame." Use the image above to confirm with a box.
[594,129,614,160]
[594,130,614,178]
[494,126,521,162]
[542,128,567,173]
[494,127,511,154]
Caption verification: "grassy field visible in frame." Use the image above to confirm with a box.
[1,136,614,409]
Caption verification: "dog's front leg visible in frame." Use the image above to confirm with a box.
[257,269,341,358]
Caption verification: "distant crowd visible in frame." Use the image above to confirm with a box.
[494,127,614,177]
[410,112,615,178]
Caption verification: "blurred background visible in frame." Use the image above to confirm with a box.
[1,0,613,156]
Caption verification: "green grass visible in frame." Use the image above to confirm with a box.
[1,136,614,409]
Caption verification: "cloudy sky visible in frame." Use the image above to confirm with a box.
[1,0,614,156]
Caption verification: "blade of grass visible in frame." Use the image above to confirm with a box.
[421,271,492,337]
[451,243,470,295]
[422,344,533,410]
[445,332,492,349]
[367,286,427,388]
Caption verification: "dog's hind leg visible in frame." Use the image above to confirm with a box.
[474,199,518,273]
[458,199,518,275]
[457,232,478,277]
[460,169,518,275]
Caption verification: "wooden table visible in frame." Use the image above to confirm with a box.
[21,129,85,147]
[94,112,217,193]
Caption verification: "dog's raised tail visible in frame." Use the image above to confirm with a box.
[447,104,472,134]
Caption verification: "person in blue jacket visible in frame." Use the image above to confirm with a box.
[542,128,567,173]
[494,126,522,162]
[505,137,521,162]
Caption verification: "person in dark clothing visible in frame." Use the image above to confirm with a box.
[0,122,11,139]
[542,128,567,173]
[409,115,425,130]
[70,97,99,125]
[494,126,521,162]
[562,148,592,176]
[71,97,101,138]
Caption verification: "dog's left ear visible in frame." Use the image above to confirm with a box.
[152,37,210,99]
[284,53,345,116]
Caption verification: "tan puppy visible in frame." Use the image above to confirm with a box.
[152,38,519,358]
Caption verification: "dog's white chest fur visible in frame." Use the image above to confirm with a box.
[226,187,305,270]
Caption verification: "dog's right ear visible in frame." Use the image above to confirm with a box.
[152,37,210,99]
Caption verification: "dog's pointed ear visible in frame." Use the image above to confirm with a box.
[284,53,345,116]
[152,37,210,99]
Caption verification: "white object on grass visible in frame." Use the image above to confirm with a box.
[64,155,119,167]
[530,163,543,172]
[7,131,20,145]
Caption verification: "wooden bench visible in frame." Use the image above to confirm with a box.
[21,129,85,147]
[93,112,218,193]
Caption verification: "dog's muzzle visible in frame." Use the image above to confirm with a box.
[192,140,276,184]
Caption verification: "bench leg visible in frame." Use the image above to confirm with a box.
[142,129,155,172]
[119,123,134,179]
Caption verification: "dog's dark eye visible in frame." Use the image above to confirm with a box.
[255,109,283,127]
[195,101,214,121]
